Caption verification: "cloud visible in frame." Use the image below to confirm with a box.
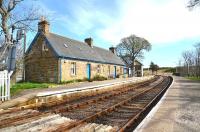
[59,1,114,36]
[36,0,200,46]
[97,0,200,45]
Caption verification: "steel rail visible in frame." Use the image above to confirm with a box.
[47,76,165,132]
[50,77,159,114]
[0,76,158,116]
[118,76,172,131]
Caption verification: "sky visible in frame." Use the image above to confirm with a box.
[25,0,200,68]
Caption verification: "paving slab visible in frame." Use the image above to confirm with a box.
[135,76,200,132]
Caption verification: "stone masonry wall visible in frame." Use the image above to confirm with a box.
[61,59,124,82]
[25,36,59,83]
[25,36,125,83]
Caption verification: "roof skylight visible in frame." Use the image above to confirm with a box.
[64,43,68,48]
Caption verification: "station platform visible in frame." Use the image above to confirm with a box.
[0,76,152,110]
[135,76,200,132]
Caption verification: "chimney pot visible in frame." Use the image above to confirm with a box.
[109,47,115,54]
[84,38,93,47]
[38,17,49,34]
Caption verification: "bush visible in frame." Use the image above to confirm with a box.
[91,75,107,81]
[61,78,87,84]
[116,74,120,78]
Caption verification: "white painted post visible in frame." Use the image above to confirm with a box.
[0,70,11,101]
[141,65,144,77]
[5,71,8,100]
[8,71,11,100]
[2,71,5,101]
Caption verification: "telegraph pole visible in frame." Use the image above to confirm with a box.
[22,30,26,81]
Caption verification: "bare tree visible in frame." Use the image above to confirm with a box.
[188,0,200,8]
[182,50,194,76]
[178,44,200,77]
[0,0,39,41]
[194,43,200,77]
[0,0,40,74]
[116,34,151,77]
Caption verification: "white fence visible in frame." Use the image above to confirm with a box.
[0,70,10,101]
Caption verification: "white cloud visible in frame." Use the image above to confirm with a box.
[36,0,200,46]
[47,1,113,37]
[97,0,200,45]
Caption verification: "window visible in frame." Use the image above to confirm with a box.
[71,62,76,75]
[97,65,101,73]
[108,65,110,75]
[42,43,48,51]
[124,68,127,74]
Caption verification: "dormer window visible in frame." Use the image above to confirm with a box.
[42,43,48,51]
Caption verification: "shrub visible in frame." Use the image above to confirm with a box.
[61,78,87,84]
[91,75,107,81]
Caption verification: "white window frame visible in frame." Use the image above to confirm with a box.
[71,62,76,76]
[42,43,48,51]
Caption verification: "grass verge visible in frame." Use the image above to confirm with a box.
[11,82,56,96]
[11,76,108,96]
[186,76,200,81]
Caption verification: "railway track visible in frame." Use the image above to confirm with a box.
[0,76,172,132]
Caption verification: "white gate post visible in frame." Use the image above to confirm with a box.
[0,70,11,101]
[141,65,144,77]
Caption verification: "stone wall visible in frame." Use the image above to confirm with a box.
[25,36,59,83]
[60,59,124,82]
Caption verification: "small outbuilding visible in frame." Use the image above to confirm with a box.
[133,60,143,77]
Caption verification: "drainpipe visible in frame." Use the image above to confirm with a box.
[59,58,62,83]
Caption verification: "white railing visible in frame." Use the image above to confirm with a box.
[0,70,10,101]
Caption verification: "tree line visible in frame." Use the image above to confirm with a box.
[177,43,200,77]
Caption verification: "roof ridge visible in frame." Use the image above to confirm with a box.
[49,32,112,52]
[93,45,110,52]
[48,32,88,45]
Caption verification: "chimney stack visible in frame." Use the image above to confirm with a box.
[38,16,50,34]
[84,38,93,47]
[109,47,115,54]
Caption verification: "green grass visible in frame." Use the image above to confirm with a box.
[10,76,108,96]
[186,76,200,81]
[11,82,56,95]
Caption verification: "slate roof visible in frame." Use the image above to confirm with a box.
[28,32,125,66]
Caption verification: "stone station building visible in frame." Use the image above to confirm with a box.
[25,19,126,83]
